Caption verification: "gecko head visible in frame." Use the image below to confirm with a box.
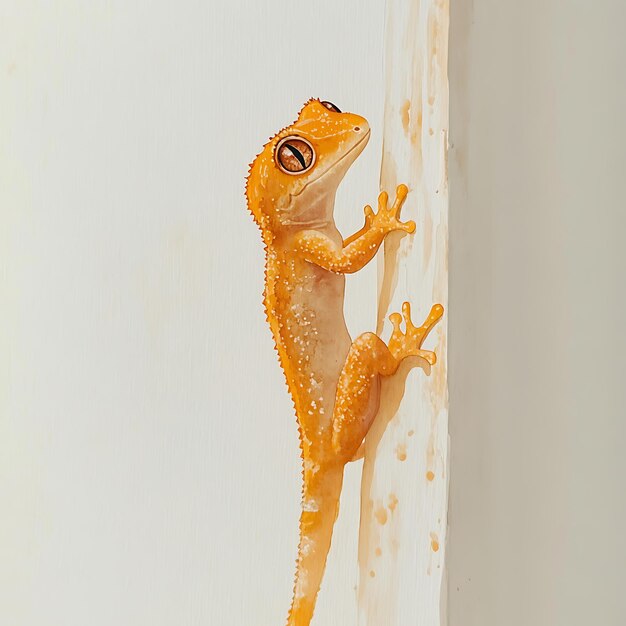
[246,99,370,235]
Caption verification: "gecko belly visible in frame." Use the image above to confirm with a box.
[266,251,351,446]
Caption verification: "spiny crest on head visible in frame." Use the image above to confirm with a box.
[244,98,321,241]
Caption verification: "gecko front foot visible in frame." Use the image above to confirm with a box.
[388,302,444,366]
[364,184,416,235]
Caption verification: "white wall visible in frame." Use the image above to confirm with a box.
[1,2,387,625]
[447,1,626,625]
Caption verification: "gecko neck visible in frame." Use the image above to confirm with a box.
[282,186,339,233]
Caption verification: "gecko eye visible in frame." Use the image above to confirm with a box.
[321,101,341,113]
[275,137,316,174]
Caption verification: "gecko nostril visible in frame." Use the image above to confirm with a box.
[354,126,361,132]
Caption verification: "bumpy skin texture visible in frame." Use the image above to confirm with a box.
[245,99,443,626]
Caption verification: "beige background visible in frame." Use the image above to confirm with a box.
[447,1,626,625]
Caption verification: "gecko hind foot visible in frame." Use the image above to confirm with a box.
[387,302,444,366]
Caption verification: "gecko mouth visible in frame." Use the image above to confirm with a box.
[292,129,371,197]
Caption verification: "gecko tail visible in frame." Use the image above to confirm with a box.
[286,464,344,626]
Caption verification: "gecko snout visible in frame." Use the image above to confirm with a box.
[351,124,370,138]
[349,115,370,136]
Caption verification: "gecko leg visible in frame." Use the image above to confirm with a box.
[331,303,444,462]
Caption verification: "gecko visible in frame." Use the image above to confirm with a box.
[245,98,443,626]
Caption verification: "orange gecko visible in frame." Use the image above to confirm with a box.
[245,99,443,626]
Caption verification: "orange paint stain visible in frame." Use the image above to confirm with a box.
[400,99,411,135]
[396,443,407,461]
[430,532,440,552]
[426,470,435,481]
[375,506,388,525]
[375,547,382,557]
[426,432,435,471]
[388,493,399,512]
[409,108,424,149]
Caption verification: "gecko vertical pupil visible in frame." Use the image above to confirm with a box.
[321,101,341,113]
[276,137,315,174]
